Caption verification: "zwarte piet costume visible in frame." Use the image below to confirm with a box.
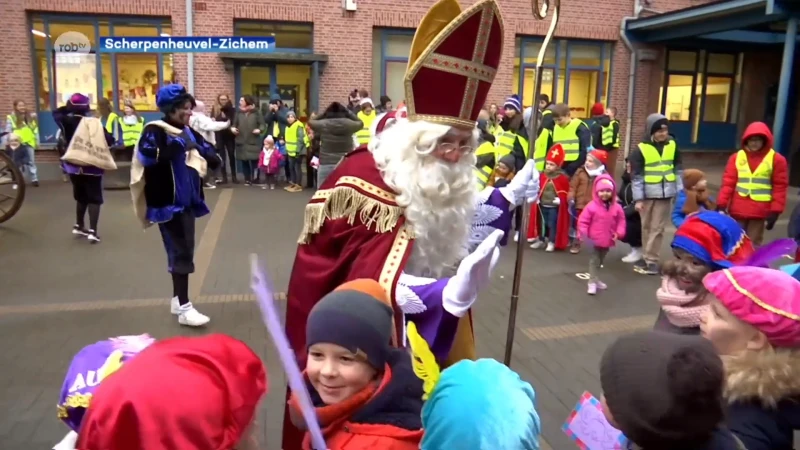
[131,84,220,327]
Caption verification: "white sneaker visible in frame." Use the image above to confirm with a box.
[622,248,643,263]
[170,296,180,315]
[545,242,555,252]
[530,239,545,249]
[513,232,519,242]
[178,303,210,327]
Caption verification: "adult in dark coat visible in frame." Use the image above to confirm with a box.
[232,95,266,185]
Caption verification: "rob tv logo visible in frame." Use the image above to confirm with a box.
[54,31,91,65]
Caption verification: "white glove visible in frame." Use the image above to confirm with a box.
[53,431,78,450]
[499,159,540,206]
[552,197,561,205]
[442,229,503,317]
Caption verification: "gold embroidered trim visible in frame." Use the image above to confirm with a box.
[335,176,396,202]
[298,182,403,244]
[421,53,496,83]
[57,393,93,419]
[407,114,478,130]
[723,269,800,322]
[380,224,415,346]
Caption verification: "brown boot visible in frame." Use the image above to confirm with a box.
[570,241,581,254]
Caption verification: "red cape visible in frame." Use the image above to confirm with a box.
[526,172,571,250]
[282,146,414,449]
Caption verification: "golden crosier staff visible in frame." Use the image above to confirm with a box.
[504,0,561,367]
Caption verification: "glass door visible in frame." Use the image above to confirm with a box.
[237,65,273,116]
[522,67,555,108]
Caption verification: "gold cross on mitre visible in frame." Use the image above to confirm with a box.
[550,147,560,158]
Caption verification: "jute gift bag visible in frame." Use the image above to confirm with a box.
[61,117,117,170]
[131,121,208,229]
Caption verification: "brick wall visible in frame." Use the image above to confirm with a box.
[5,0,786,162]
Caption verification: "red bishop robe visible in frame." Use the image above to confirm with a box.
[282,145,476,449]
[526,172,571,250]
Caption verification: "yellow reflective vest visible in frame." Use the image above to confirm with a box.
[7,114,38,148]
[118,116,144,147]
[103,112,121,144]
[601,123,614,146]
[355,110,376,145]
[496,129,529,161]
[735,149,774,202]
[552,119,584,162]
[474,165,492,190]
[285,121,304,157]
[639,141,677,185]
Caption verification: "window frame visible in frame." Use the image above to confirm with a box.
[659,49,739,124]
[515,36,613,118]
[375,28,415,99]
[233,20,314,53]
[28,14,171,113]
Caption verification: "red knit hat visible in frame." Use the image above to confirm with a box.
[76,334,267,450]
[591,102,605,116]
[588,149,609,167]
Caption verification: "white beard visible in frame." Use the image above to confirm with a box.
[371,120,478,278]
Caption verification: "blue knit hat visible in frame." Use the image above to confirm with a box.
[420,359,541,449]
[504,94,522,113]
[156,84,195,114]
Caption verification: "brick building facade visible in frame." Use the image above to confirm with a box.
[2,0,798,168]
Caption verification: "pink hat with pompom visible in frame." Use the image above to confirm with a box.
[703,267,800,347]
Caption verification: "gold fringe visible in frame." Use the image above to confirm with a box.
[298,186,405,244]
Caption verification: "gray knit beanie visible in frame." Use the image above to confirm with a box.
[306,283,394,370]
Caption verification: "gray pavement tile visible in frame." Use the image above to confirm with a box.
[2,182,797,449]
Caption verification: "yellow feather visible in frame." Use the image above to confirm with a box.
[406,322,441,400]
[98,350,124,381]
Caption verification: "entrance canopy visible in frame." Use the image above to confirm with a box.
[625,0,800,155]
[626,0,797,46]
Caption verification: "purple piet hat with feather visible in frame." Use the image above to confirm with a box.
[57,334,155,432]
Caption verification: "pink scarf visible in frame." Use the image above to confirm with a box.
[656,276,709,328]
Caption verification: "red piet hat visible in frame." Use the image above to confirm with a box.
[546,144,566,167]
[404,0,504,129]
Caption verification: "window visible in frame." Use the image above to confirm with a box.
[667,51,697,71]
[48,22,98,108]
[659,50,738,124]
[234,22,313,50]
[661,74,694,121]
[372,29,413,105]
[32,19,51,111]
[513,38,612,118]
[30,15,172,115]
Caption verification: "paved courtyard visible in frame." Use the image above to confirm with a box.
[0,180,794,450]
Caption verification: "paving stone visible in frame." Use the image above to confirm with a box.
[1,182,795,449]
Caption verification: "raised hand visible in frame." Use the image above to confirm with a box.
[442,229,503,317]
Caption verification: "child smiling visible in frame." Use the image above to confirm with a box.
[288,279,424,449]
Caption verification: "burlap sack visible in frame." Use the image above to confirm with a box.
[61,117,117,170]
[131,120,208,229]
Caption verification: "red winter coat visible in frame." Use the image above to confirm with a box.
[717,122,788,220]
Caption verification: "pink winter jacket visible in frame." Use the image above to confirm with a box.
[577,173,626,249]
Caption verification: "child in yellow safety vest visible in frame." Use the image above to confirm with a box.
[716,121,788,246]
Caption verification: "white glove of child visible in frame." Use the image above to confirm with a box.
[499,159,540,206]
[442,229,503,317]
[552,197,561,205]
